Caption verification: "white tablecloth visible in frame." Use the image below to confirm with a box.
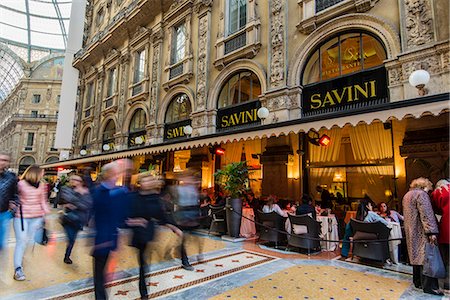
[317,215,339,251]
[388,221,402,264]
[284,215,339,251]
[240,208,256,238]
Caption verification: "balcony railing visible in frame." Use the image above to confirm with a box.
[13,114,58,120]
[315,0,345,13]
[169,63,184,80]
[224,31,247,55]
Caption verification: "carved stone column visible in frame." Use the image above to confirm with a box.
[269,0,286,89]
[195,1,212,113]
[150,25,163,125]
[117,51,130,130]
[94,68,105,124]
[400,0,435,50]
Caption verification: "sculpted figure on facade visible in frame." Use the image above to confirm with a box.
[404,0,434,48]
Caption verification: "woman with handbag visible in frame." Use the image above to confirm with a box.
[402,177,443,296]
[13,165,50,281]
[59,174,92,264]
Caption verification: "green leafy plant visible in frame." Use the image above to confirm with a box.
[214,161,251,199]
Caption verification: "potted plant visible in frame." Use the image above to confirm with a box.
[214,161,251,238]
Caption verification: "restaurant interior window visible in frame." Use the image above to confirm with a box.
[218,71,261,108]
[32,94,41,104]
[228,0,247,35]
[302,32,386,85]
[171,23,186,65]
[165,93,191,123]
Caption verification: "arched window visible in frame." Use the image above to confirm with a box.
[19,156,35,174]
[302,32,386,85]
[45,156,59,163]
[128,109,147,147]
[129,109,146,133]
[20,156,35,166]
[103,120,116,141]
[81,128,91,146]
[165,94,192,123]
[218,71,261,108]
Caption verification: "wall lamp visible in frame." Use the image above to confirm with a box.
[307,129,330,147]
[409,69,430,96]
[183,125,193,136]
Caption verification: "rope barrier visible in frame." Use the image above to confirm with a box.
[220,205,405,244]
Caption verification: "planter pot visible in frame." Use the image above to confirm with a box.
[226,198,242,238]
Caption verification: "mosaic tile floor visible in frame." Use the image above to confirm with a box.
[0,210,447,300]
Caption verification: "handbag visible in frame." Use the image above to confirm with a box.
[34,222,49,246]
[423,242,446,278]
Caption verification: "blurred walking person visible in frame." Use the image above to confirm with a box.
[91,162,128,300]
[0,152,18,274]
[403,177,443,296]
[59,174,92,264]
[13,165,50,281]
[126,172,182,299]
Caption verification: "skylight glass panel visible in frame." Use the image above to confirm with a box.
[30,16,63,34]
[28,1,59,18]
[0,7,28,29]
[31,31,64,49]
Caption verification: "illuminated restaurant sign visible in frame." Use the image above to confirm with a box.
[217,100,262,131]
[302,67,387,114]
[164,119,191,141]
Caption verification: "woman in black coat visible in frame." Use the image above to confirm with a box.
[126,173,182,300]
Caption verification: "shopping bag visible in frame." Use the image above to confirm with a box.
[423,242,446,278]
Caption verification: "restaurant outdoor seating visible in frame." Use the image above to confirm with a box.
[208,205,227,235]
[287,214,322,254]
[257,211,287,247]
[350,218,391,262]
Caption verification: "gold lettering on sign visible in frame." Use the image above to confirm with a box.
[221,108,259,128]
[167,127,185,139]
[309,80,377,110]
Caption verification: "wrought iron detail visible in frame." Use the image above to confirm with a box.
[169,64,184,79]
[315,0,345,13]
[224,32,247,55]
[132,84,143,96]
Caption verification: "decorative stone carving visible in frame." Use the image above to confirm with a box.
[150,41,162,122]
[132,26,149,41]
[388,67,403,85]
[402,56,440,78]
[404,0,434,48]
[196,14,209,111]
[106,48,119,59]
[270,0,285,88]
[194,0,212,12]
[264,95,290,112]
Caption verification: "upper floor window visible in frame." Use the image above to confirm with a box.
[106,67,117,98]
[31,110,38,117]
[82,128,91,146]
[315,0,345,13]
[96,7,105,26]
[103,120,116,141]
[26,133,35,147]
[171,23,186,65]
[56,95,61,104]
[165,94,191,123]
[218,71,261,108]
[303,32,386,85]
[227,0,247,35]
[85,82,95,108]
[133,50,145,84]
[32,94,41,104]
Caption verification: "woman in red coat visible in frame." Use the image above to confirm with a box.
[431,179,449,290]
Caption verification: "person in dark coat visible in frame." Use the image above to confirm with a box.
[126,173,182,299]
[59,174,92,264]
[403,177,442,296]
[296,194,316,219]
[91,162,129,300]
[316,185,331,209]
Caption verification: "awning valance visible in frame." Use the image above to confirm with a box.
[41,93,449,169]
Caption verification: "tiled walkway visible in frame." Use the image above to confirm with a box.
[0,212,446,300]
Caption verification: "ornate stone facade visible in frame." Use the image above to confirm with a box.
[404,0,434,49]
[269,0,285,88]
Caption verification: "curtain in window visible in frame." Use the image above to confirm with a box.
[309,127,342,163]
[349,122,392,161]
[354,166,394,202]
